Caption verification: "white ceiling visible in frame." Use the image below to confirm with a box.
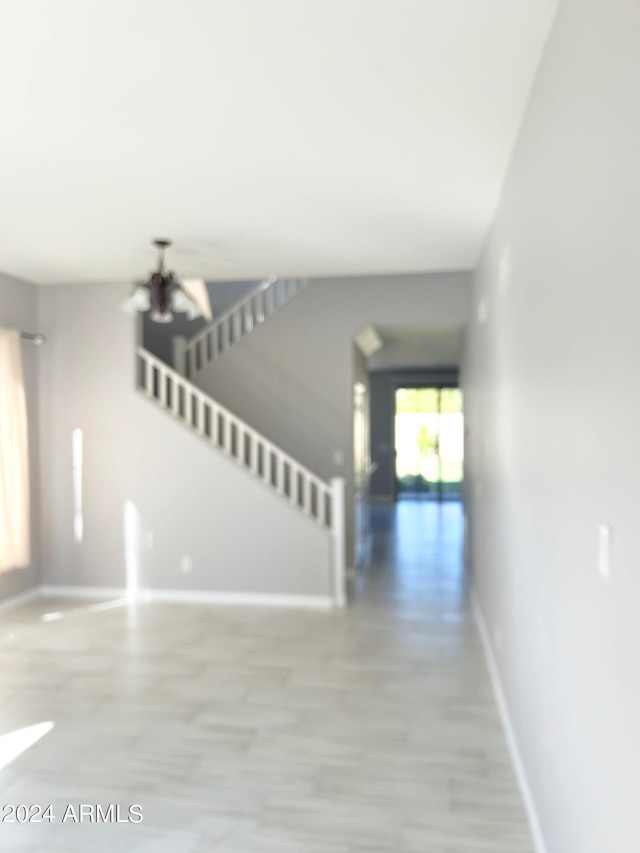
[0,0,557,285]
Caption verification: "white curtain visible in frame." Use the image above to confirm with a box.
[0,330,30,572]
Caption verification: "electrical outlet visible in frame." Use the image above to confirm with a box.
[180,556,193,575]
[333,449,344,467]
[477,297,488,325]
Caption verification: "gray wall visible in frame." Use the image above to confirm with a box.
[39,283,331,598]
[369,368,459,500]
[462,0,640,849]
[192,272,471,562]
[0,272,41,601]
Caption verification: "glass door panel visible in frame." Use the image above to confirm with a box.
[394,386,463,500]
[438,388,463,498]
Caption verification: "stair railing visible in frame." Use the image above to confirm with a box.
[136,346,346,605]
[175,277,308,379]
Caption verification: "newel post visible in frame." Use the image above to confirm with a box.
[172,336,187,377]
[330,477,347,608]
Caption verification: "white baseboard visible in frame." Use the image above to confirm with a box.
[41,585,335,610]
[471,589,548,853]
[41,585,126,600]
[0,585,42,613]
[147,588,335,609]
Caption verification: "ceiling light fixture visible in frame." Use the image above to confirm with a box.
[121,239,212,324]
[354,325,384,357]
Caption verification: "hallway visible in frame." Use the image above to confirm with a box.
[355,499,467,611]
[0,503,532,852]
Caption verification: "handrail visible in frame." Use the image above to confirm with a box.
[179,276,308,378]
[136,346,332,527]
[186,277,274,350]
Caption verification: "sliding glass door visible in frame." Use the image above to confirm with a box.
[394,386,463,500]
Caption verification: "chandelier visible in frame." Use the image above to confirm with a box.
[121,239,211,324]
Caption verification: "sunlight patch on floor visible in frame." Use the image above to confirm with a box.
[0,722,54,771]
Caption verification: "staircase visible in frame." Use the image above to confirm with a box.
[136,341,346,607]
[176,276,308,379]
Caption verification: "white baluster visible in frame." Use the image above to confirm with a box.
[290,466,299,505]
[142,356,152,396]
[224,416,233,455]
[263,446,272,484]
[158,365,168,407]
[244,301,253,332]
[210,403,219,445]
[243,429,252,467]
[250,433,259,475]
[172,377,181,417]
[197,393,207,435]
[303,476,312,515]
[276,455,285,495]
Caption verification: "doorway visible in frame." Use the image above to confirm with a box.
[394,386,463,500]
[353,381,371,568]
